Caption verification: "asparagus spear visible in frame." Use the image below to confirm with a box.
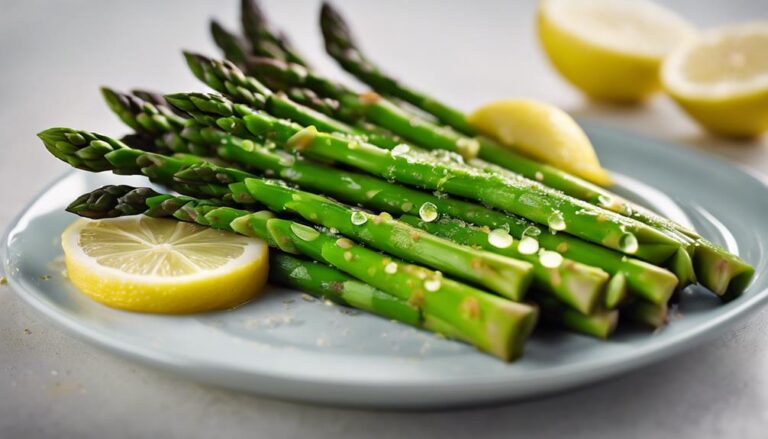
[167,93,680,262]
[68,185,539,360]
[37,127,233,200]
[237,178,536,301]
[319,2,475,136]
[210,20,251,68]
[239,0,309,66]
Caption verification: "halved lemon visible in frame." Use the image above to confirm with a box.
[62,216,269,314]
[468,99,613,186]
[538,0,696,102]
[662,22,768,138]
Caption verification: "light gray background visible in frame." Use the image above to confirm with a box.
[2,1,767,438]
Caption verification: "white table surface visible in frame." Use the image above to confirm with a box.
[2,1,767,437]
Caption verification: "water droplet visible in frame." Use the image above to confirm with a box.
[539,250,564,268]
[423,272,442,292]
[518,236,539,255]
[523,226,541,237]
[419,202,438,222]
[548,212,566,231]
[336,238,354,249]
[598,194,614,207]
[366,189,381,199]
[391,143,410,157]
[401,202,413,212]
[384,262,398,274]
[619,232,639,254]
[347,140,359,150]
[341,176,361,190]
[534,171,544,181]
[455,137,479,158]
[488,229,514,249]
[290,223,319,241]
[350,211,368,225]
[343,251,353,261]
[277,152,295,166]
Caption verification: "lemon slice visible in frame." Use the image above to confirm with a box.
[62,216,269,314]
[662,22,768,138]
[468,99,612,186]
[538,0,696,102]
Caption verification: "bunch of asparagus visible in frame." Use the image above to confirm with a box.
[38,0,754,361]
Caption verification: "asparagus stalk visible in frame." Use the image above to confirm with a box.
[68,185,539,360]
[237,178,536,301]
[319,2,475,136]
[168,94,681,262]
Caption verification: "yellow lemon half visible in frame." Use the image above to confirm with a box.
[662,22,768,138]
[538,0,696,102]
[62,216,269,314]
[468,99,612,186]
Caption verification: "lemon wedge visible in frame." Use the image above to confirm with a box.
[538,0,696,102]
[62,216,269,314]
[468,99,612,186]
[662,22,768,138]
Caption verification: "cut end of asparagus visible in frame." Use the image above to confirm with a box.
[666,247,697,290]
[694,243,755,300]
[66,185,156,219]
[604,273,628,309]
[625,300,669,329]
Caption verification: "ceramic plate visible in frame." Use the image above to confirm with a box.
[3,124,767,409]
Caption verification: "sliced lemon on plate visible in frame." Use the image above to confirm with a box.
[538,0,696,102]
[62,216,269,314]
[468,99,612,186]
[662,22,768,138]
